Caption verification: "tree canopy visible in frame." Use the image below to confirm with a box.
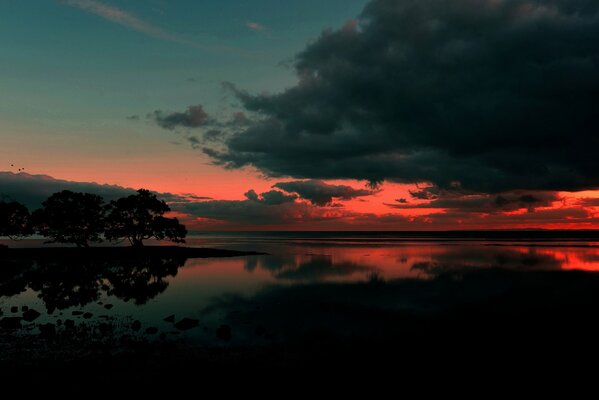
[105,189,186,247]
[0,201,32,240]
[32,190,106,247]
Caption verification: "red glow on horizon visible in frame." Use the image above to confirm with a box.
[8,163,599,230]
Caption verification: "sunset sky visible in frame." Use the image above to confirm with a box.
[2,0,599,230]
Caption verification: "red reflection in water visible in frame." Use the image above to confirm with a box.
[532,247,599,271]
[178,240,599,286]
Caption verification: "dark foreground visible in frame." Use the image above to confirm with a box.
[2,264,599,389]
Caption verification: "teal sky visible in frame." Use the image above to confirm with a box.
[1,0,367,121]
[0,0,367,192]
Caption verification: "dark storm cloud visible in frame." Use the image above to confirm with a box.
[175,198,425,229]
[203,0,599,192]
[388,190,560,213]
[409,187,445,200]
[176,197,341,226]
[150,104,210,129]
[273,180,376,206]
[423,206,594,228]
[0,172,193,209]
[244,189,298,205]
[185,130,223,149]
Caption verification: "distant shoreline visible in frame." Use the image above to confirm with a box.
[184,230,599,240]
[0,246,265,260]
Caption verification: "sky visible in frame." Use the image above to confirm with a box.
[2,0,599,230]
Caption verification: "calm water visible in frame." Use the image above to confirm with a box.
[2,233,599,344]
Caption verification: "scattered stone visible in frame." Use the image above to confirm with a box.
[145,327,158,334]
[97,302,103,305]
[0,317,22,330]
[10,306,18,313]
[170,331,180,335]
[72,311,83,316]
[21,306,29,312]
[174,318,199,331]
[39,323,56,337]
[164,314,175,323]
[216,324,232,341]
[64,319,75,329]
[99,315,110,319]
[131,320,142,332]
[255,326,266,336]
[83,312,93,319]
[104,304,114,310]
[23,308,41,322]
[56,319,62,326]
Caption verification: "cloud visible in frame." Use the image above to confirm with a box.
[244,189,297,205]
[176,197,347,228]
[150,105,211,130]
[273,180,376,206]
[577,197,599,207]
[388,189,561,213]
[5,171,597,230]
[0,172,194,209]
[421,206,596,229]
[61,0,192,45]
[149,103,253,130]
[246,21,265,32]
[201,0,599,193]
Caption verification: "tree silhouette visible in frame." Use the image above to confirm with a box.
[0,201,32,240]
[32,190,106,247]
[104,189,186,247]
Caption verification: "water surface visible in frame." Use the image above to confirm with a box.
[2,232,599,344]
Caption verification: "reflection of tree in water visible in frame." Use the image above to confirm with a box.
[0,256,185,311]
[30,259,104,313]
[104,257,184,305]
[0,259,32,298]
